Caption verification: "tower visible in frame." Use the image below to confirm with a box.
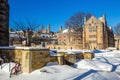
[47,24,50,33]
[60,26,63,33]
[40,24,44,32]
[0,0,9,46]
[84,16,86,24]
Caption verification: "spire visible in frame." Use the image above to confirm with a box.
[48,24,50,29]
[47,24,50,33]
[60,26,63,33]
[40,24,44,30]
[39,24,44,33]
[102,14,106,20]
[84,17,86,24]
[102,14,107,27]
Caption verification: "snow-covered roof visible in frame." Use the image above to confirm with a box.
[62,29,74,33]
[57,50,83,54]
[0,46,49,50]
[9,33,19,38]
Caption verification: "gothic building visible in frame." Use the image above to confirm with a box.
[47,14,115,50]
[0,0,9,46]
[39,24,50,34]
[83,14,115,49]
[47,26,83,49]
[56,27,82,46]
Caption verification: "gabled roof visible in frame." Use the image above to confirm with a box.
[86,15,98,23]
[86,15,106,24]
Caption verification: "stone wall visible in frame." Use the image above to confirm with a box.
[0,47,49,73]
[114,35,120,50]
[57,52,76,65]
[30,49,50,72]
[47,45,83,50]
[57,51,94,65]
[83,52,94,60]
[50,55,64,65]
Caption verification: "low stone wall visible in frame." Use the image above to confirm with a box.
[83,52,94,60]
[0,47,49,73]
[57,51,94,65]
[76,53,84,59]
[47,45,83,50]
[50,55,64,65]
[30,49,50,72]
[50,56,57,62]
[64,54,76,65]
[0,47,95,73]
[57,52,76,65]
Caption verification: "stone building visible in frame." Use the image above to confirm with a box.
[114,35,120,50]
[9,31,25,46]
[39,24,50,34]
[56,27,82,46]
[47,27,83,49]
[38,24,58,47]
[83,14,115,49]
[0,0,9,46]
[47,14,115,50]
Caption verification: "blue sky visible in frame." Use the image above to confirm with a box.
[9,0,120,32]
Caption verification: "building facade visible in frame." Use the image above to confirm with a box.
[83,15,115,49]
[47,14,115,50]
[47,27,83,50]
[114,35,120,50]
[56,28,82,46]
[0,0,9,46]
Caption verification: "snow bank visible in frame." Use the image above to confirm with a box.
[46,62,58,66]
[95,51,120,57]
[75,50,120,72]
[1,50,120,80]
[1,63,16,73]
[75,59,112,71]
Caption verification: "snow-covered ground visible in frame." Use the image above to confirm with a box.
[1,50,120,80]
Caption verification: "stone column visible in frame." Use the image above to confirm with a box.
[22,50,30,73]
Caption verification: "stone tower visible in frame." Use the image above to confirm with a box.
[47,24,50,33]
[60,26,63,33]
[40,24,44,32]
[0,0,9,46]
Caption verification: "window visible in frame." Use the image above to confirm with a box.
[89,40,96,43]
[89,35,96,38]
[0,3,6,10]
[89,29,96,32]
[0,17,2,22]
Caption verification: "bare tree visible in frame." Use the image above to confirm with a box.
[114,23,120,35]
[11,20,40,46]
[65,12,92,32]
[12,20,40,31]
